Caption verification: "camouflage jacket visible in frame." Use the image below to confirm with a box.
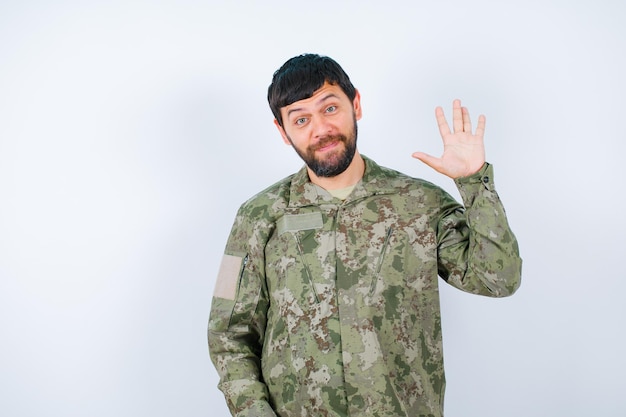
[208,156,522,417]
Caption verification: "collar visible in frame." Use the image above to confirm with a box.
[287,155,399,208]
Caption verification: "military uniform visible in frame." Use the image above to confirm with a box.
[208,156,522,417]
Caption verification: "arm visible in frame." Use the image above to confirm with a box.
[208,208,277,417]
[414,100,521,295]
[437,163,522,296]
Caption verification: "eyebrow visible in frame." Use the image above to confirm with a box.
[286,93,340,118]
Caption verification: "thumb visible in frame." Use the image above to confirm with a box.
[412,152,444,173]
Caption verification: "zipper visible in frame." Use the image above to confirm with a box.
[228,253,250,328]
[370,226,393,294]
[234,254,249,299]
[295,235,320,303]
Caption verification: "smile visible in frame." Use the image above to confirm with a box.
[316,141,340,153]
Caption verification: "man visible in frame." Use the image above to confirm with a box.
[208,53,521,417]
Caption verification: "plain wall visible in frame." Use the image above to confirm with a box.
[1,1,624,416]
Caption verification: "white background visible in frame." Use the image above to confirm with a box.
[1,1,624,416]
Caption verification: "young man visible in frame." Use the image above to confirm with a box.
[208,53,522,417]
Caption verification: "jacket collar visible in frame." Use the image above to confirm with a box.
[287,155,398,208]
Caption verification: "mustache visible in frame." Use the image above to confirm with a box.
[310,134,346,151]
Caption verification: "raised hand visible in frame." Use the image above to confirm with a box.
[412,99,486,179]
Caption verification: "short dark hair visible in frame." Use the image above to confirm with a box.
[268,54,357,127]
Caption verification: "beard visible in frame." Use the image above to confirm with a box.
[288,118,358,178]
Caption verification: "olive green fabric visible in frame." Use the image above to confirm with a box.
[208,156,521,417]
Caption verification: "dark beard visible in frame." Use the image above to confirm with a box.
[290,120,358,178]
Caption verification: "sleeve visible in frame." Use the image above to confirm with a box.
[436,163,522,297]
[207,205,277,417]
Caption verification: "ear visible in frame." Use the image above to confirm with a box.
[274,119,291,146]
[353,89,363,121]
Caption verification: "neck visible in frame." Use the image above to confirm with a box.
[307,151,365,191]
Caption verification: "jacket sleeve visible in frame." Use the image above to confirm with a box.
[436,163,522,297]
[208,205,277,417]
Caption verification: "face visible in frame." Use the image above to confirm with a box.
[275,83,362,178]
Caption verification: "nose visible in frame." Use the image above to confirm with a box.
[310,115,332,139]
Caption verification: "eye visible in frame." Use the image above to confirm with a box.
[325,105,337,113]
[295,117,307,125]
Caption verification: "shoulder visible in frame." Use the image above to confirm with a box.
[237,173,294,219]
[362,156,447,197]
[225,174,295,249]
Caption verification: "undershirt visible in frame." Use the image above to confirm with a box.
[326,184,356,201]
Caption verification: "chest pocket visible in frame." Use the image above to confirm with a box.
[266,211,329,306]
[337,217,408,294]
[337,198,434,297]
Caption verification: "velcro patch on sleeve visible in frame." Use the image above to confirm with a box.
[213,254,243,300]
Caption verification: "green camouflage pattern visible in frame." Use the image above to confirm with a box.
[208,156,522,417]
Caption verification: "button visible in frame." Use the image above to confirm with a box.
[482,176,490,183]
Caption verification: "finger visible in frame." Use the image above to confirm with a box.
[462,106,472,133]
[435,106,451,137]
[475,114,486,138]
[452,99,463,133]
[412,151,444,173]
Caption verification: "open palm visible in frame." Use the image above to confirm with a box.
[412,99,486,179]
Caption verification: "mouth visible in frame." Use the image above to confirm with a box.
[317,141,339,152]
[314,137,342,153]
